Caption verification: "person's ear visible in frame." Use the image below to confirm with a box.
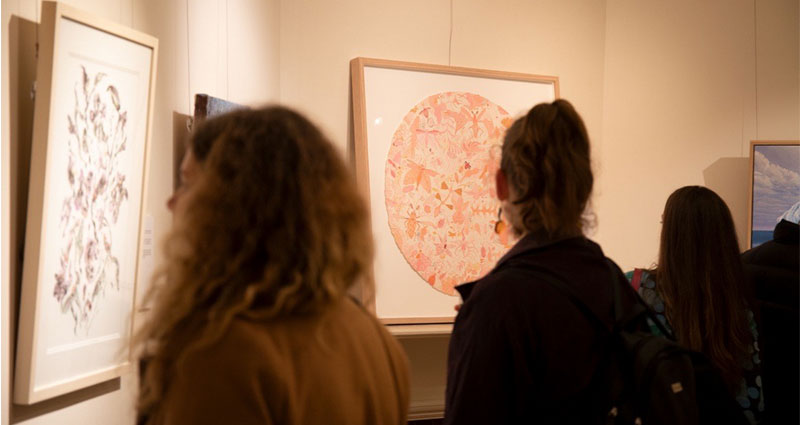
[496,169,509,201]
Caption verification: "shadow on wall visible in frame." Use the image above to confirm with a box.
[6,15,121,422]
[172,111,192,191]
[11,379,122,423]
[703,157,750,252]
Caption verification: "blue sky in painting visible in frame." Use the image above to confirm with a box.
[752,145,800,230]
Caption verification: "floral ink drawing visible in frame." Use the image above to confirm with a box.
[54,66,129,333]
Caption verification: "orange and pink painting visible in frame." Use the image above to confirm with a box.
[385,92,514,296]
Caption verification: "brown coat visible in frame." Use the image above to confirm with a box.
[157,297,410,425]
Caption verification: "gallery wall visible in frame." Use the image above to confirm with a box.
[1,0,798,423]
[595,0,800,273]
[1,0,279,423]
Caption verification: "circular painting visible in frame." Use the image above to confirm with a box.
[385,92,514,296]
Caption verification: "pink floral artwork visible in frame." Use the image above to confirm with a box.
[385,92,515,296]
[54,66,129,333]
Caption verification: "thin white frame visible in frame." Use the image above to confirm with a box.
[14,1,158,404]
[350,57,559,325]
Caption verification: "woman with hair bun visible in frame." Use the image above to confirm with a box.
[445,99,637,424]
[137,106,409,425]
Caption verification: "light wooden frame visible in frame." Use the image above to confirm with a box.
[14,1,158,404]
[747,140,800,248]
[350,57,559,325]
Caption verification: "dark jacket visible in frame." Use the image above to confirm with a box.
[444,235,637,425]
[742,219,799,424]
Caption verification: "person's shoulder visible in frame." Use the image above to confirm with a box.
[332,298,408,354]
[463,265,569,319]
[338,298,398,340]
[186,319,279,367]
[741,241,769,263]
[169,318,287,398]
[470,267,541,300]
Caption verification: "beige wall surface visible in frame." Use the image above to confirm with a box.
[595,0,799,272]
[596,0,758,270]
[1,0,279,423]
[756,0,800,140]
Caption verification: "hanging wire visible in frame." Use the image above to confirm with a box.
[186,0,192,114]
[752,0,759,145]
[448,0,453,66]
[226,0,230,99]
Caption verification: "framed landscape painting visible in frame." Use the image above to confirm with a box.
[748,140,800,248]
[350,57,558,324]
[14,1,158,404]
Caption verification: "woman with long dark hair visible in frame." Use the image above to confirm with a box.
[629,186,763,424]
[136,106,409,424]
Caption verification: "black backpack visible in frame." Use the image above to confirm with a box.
[532,261,750,425]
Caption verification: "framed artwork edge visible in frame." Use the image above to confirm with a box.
[746,139,800,249]
[14,1,158,405]
[349,56,559,325]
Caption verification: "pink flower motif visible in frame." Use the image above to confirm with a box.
[410,249,432,273]
[452,195,468,224]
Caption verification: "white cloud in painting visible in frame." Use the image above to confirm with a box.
[753,150,800,230]
[778,201,800,224]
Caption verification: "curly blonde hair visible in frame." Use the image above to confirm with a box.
[136,106,373,420]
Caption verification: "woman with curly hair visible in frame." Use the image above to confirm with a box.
[137,106,409,425]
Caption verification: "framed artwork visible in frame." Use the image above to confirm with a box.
[14,1,158,404]
[747,140,800,248]
[193,93,244,122]
[350,57,558,324]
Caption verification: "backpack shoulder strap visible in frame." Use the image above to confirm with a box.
[631,268,644,292]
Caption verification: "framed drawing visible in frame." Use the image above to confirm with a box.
[14,1,158,404]
[350,57,558,324]
[747,140,800,248]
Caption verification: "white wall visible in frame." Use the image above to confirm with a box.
[1,0,279,423]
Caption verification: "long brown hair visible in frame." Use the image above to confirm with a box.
[501,99,593,238]
[136,106,373,420]
[655,185,752,391]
